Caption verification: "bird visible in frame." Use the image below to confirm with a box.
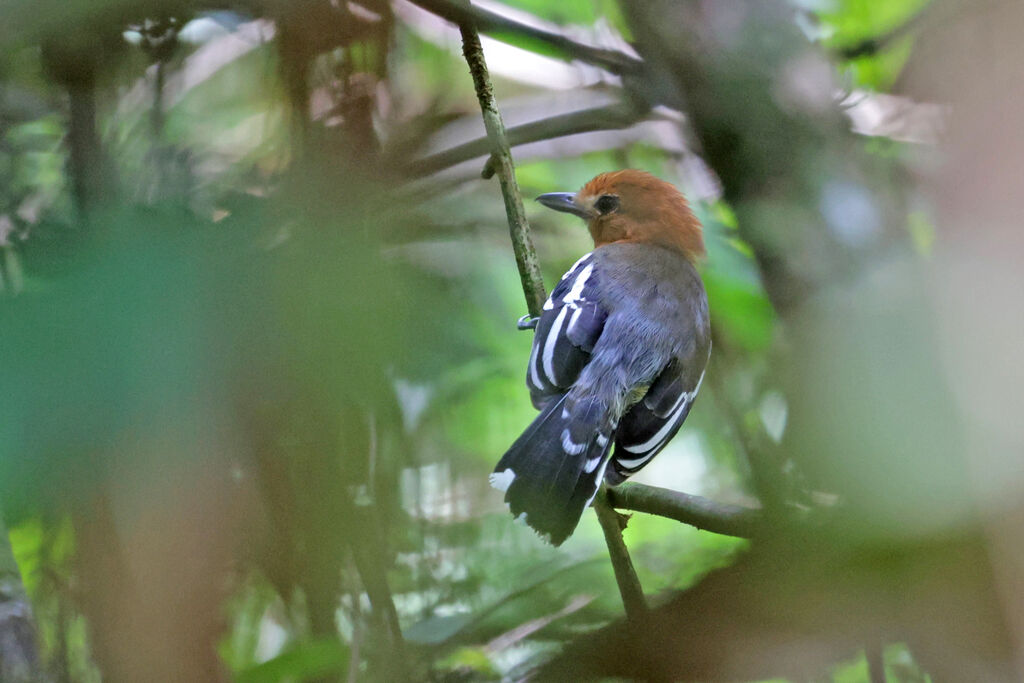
[490,170,711,545]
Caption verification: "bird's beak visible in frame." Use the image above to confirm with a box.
[536,192,588,218]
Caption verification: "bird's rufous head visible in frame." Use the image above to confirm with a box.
[536,170,704,260]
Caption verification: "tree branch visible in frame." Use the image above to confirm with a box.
[866,643,886,683]
[458,20,647,617]
[409,100,648,177]
[593,487,647,623]
[459,22,545,316]
[607,483,764,539]
[411,0,642,75]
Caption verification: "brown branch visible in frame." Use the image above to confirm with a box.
[409,100,648,177]
[459,22,546,316]
[593,487,647,624]
[606,483,764,539]
[866,643,886,683]
[41,36,117,221]
[410,0,642,75]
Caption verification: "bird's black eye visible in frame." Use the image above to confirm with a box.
[594,194,619,215]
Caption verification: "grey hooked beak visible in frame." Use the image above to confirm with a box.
[536,192,588,218]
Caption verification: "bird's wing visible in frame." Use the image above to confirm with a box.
[608,346,709,483]
[526,252,608,410]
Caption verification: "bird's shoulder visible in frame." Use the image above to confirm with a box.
[588,242,704,309]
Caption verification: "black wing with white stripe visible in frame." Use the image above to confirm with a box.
[607,346,709,485]
[526,253,607,410]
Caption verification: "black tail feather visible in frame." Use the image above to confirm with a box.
[492,395,613,545]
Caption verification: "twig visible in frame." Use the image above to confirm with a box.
[592,487,647,624]
[409,101,648,177]
[485,594,593,654]
[606,483,764,539]
[443,559,603,645]
[866,643,886,683]
[459,22,545,316]
[350,506,409,682]
[411,0,642,75]
[457,20,647,618]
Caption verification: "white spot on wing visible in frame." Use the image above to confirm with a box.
[489,468,516,493]
[566,305,584,336]
[561,428,586,455]
[543,297,554,311]
[694,368,707,392]
[563,263,593,306]
[622,369,707,457]
[584,457,612,509]
[621,397,689,457]
[542,306,569,385]
[615,449,659,470]
[584,454,603,473]
[596,433,609,448]
[528,334,545,391]
[691,369,706,399]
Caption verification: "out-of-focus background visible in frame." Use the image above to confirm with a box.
[0,0,1022,681]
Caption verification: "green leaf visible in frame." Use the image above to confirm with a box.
[439,646,498,676]
[235,639,350,683]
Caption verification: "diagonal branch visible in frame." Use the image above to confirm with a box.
[409,100,649,177]
[411,0,642,75]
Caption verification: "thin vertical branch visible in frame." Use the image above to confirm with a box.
[348,412,409,682]
[458,23,546,317]
[593,487,648,623]
[42,38,114,220]
[349,507,409,682]
[457,21,646,619]
[866,643,886,683]
[66,77,104,218]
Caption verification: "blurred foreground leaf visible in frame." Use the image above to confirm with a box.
[236,639,350,683]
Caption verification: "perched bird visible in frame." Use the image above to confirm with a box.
[491,170,711,545]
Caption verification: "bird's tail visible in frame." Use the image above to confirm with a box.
[491,394,615,545]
